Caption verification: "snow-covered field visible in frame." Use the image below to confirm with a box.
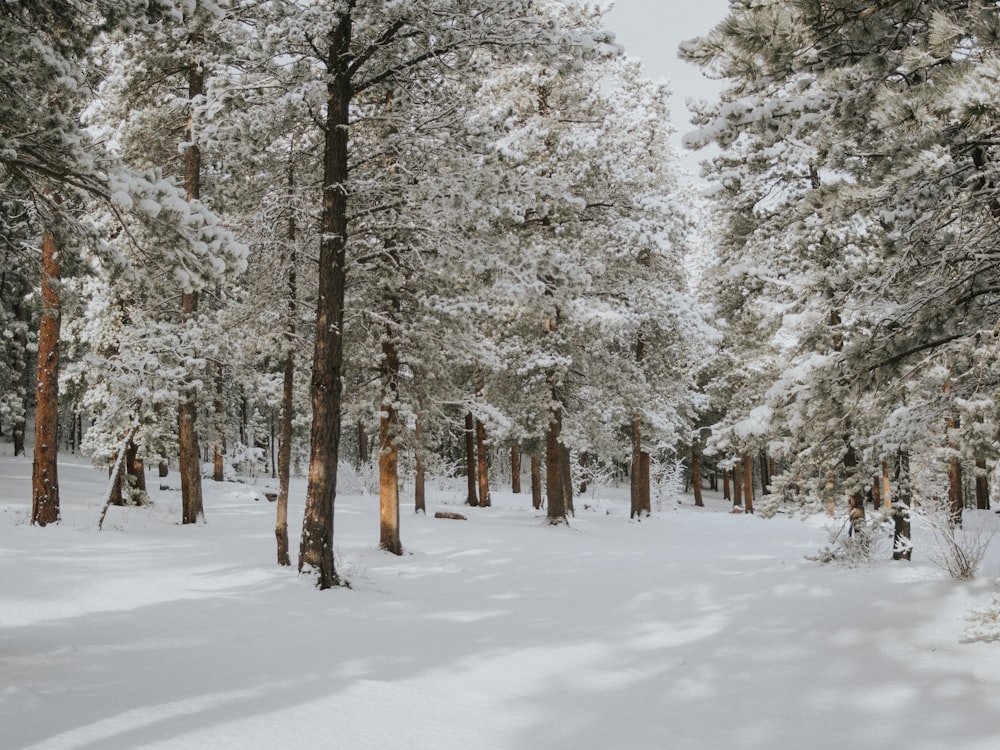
[3,450,1000,750]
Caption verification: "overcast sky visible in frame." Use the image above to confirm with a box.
[602,0,731,177]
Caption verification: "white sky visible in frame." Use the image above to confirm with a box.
[602,0,730,177]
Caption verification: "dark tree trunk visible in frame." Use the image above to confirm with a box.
[759,450,770,494]
[125,439,146,498]
[476,417,491,508]
[692,449,704,507]
[213,366,225,481]
[976,458,990,510]
[414,416,426,514]
[299,15,352,589]
[31,229,61,526]
[511,441,521,493]
[892,450,912,561]
[178,59,204,526]
[722,469,731,502]
[158,458,169,478]
[464,411,478,506]
[630,416,642,519]
[946,414,963,526]
[843,443,864,534]
[356,421,368,466]
[530,453,542,510]
[545,403,566,524]
[379,339,402,555]
[12,276,30,457]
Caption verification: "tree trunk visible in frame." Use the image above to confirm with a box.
[530,453,542,510]
[31,229,61,526]
[843,443,864,534]
[630,416,642,518]
[759,450,770,494]
[178,59,205,526]
[299,16,352,589]
[742,451,754,514]
[475,417,491,508]
[276,340,294,566]
[213,366,225,481]
[379,339,402,555]
[722,469,731,502]
[464,411,478,506]
[561,444,574,516]
[732,458,743,508]
[692,449,704,507]
[11,276,30,457]
[976,458,990,510]
[276,216,296,566]
[545,402,566,524]
[357,421,369,466]
[159,458,169,478]
[414,416,426,514]
[125,439,146,499]
[892,450,912,561]
[639,451,651,515]
[946,414,963,527]
[881,461,892,512]
[511,441,521,493]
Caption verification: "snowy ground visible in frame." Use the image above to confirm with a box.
[3,449,1000,750]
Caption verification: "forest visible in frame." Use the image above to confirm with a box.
[7,0,1000,576]
[7,1,1000,748]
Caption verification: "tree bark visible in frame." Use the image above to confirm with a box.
[530,453,542,510]
[11,276,30,457]
[464,411,478,506]
[946,413,963,527]
[692,449,704,507]
[414,416,426,514]
[742,451,754,514]
[630,416,642,518]
[31,229,61,526]
[722,469,731,502]
[545,402,566,524]
[732,458,743,508]
[299,14,352,589]
[125,439,146,499]
[561,443,574,516]
[357,421,369,466]
[511,441,521,493]
[892,450,912,561]
[178,58,205,526]
[212,366,225,481]
[639,451,651,515]
[475,416,491,508]
[276,197,297,567]
[379,339,402,555]
[976,458,990,510]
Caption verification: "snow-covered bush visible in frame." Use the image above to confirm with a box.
[916,498,993,581]
[808,514,891,568]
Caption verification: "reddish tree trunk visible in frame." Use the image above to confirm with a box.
[692,449,704,507]
[732,458,743,508]
[31,230,61,526]
[379,339,402,555]
[476,417,491,508]
[639,451,651,515]
[722,469,731,502]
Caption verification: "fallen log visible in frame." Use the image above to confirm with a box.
[434,511,467,521]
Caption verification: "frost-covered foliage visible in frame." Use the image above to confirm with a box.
[685,1,1000,523]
